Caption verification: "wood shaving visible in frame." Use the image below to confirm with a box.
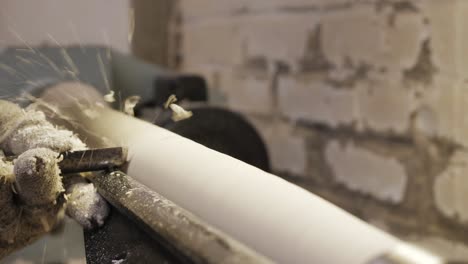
[13,148,63,206]
[103,90,116,103]
[124,95,141,116]
[164,95,193,122]
[169,104,193,122]
[65,182,109,229]
[164,94,177,109]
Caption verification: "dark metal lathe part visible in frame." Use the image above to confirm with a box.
[84,209,180,264]
[88,170,272,264]
[58,147,127,174]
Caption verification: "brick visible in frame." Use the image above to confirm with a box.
[422,1,457,77]
[325,140,407,203]
[247,0,350,10]
[423,0,468,76]
[321,3,427,71]
[218,68,273,114]
[247,117,307,176]
[417,78,452,140]
[455,1,468,79]
[356,76,413,133]
[411,74,468,147]
[411,105,438,139]
[181,63,229,105]
[180,0,350,20]
[458,82,468,146]
[180,0,246,21]
[421,0,468,80]
[239,13,320,73]
[434,150,468,223]
[182,63,218,87]
[321,5,385,67]
[182,19,244,66]
[278,76,356,127]
[380,12,427,71]
[417,75,465,144]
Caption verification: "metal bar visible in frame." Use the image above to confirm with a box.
[58,147,127,174]
[88,170,272,264]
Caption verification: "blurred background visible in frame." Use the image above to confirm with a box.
[2,0,468,261]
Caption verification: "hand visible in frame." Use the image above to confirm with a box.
[0,100,109,259]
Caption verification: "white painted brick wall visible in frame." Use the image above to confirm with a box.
[422,1,456,77]
[178,0,468,228]
[324,140,407,203]
[180,0,245,21]
[223,72,273,114]
[380,11,427,71]
[180,0,354,21]
[278,76,356,127]
[239,13,320,72]
[434,150,468,223]
[417,75,461,143]
[182,19,244,66]
[321,5,385,68]
[247,117,307,176]
[356,76,414,134]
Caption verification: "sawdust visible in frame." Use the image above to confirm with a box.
[66,182,109,230]
[0,100,24,145]
[0,154,14,183]
[0,99,111,257]
[0,102,86,155]
[0,158,18,243]
[13,148,64,206]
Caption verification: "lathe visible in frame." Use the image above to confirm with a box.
[0,45,444,263]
